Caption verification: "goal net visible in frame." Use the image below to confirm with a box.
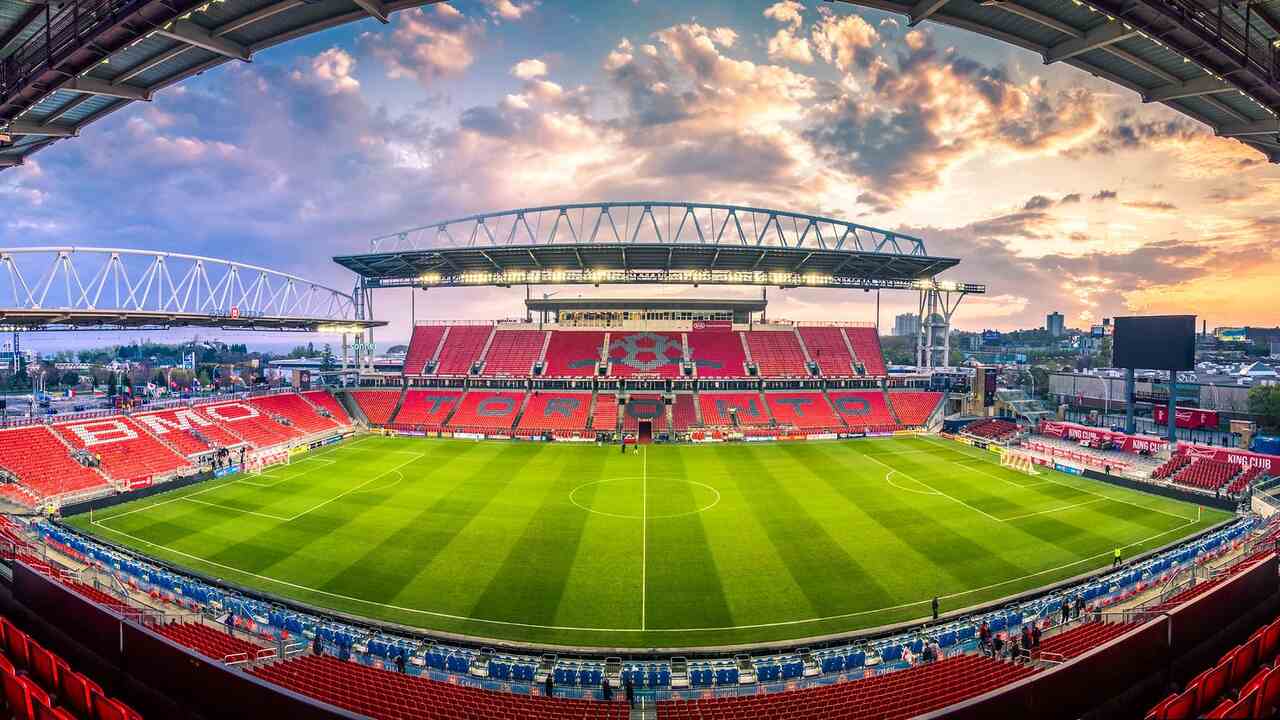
[246,448,290,475]
[1001,451,1040,476]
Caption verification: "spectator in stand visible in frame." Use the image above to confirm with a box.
[979,621,992,655]
[601,677,612,701]
[545,673,555,698]
[625,677,634,706]
[1008,634,1021,663]
[1031,623,1042,650]
[992,634,1004,657]
[901,643,915,665]
[225,613,235,636]
[1021,624,1033,654]
[1061,599,1070,625]
[928,639,942,664]
[394,651,406,674]
[312,634,322,656]
[1075,595,1086,619]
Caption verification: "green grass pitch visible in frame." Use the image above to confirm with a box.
[67,435,1229,648]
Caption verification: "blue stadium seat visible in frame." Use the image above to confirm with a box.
[846,650,865,668]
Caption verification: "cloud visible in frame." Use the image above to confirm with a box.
[1122,200,1177,212]
[1060,193,1081,204]
[811,12,879,73]
[1023,195,1054,210]
[803,29,1104,211]
[1091,190,1117,201]
[764,1,805,29]
[361,4,480,86]
[511,58,548,80]
[484,0,537,21]
[292,48,360,95]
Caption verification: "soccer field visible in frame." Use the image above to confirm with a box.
[68,434,1229,648]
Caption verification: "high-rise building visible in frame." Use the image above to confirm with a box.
[894,313,920,338]
[1046,312,1065,337]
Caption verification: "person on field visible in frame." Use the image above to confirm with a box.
[931,596,939,621]
[1113,547,1122,568]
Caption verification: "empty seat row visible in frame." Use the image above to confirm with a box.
[0,615,141,720]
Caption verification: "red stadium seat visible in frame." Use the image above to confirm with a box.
[744,330,808,377]
[350,390,402,426]
[672,393,699,431]
[517,392,592,434]
[687,331,748,377]
[845,326,888,376]
[250,393,343,435]
[403,325,447,376]
[199,401,303,449]
[394,390,462,430]
[590,393,618,433]
[828,391,898,433]
[542,331,606,377]
[622,394,668,434]
[888,392,943,427]
[764,392,841,430]
[446,391,525,432]
[0,426,111,503]
[301,391,353,427]
[607,331,684,377]
[698,392,771,427]
[434,325,493,375]
[481,329,547,376]
[797,326,857,377]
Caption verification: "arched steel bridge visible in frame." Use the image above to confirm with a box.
[333,201,986,293]
[0,246,379,330]
[0,0,1277,170]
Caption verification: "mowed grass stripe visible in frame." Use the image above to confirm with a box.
[70,436,1229,647]
[732,444,895,618]
[467,447,611,626]
[645,445,734,632]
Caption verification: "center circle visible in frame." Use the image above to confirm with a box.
[569,476,721,520]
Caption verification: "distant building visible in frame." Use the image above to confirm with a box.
[1046,312,1065,338]
[893,313,920,338]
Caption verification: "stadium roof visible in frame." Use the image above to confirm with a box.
[526,297,769,313]
[333,202,984,293]
[1,0,1276,169]
[832,0,1280,162]
[0,246,382,331]
[0,0,445,168]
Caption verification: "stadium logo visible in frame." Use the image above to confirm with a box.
[66,420,138,447]
[625,396,664,419]
[831,396,870,417]
[608,333,683,372]
[205,403,260,422]
[136,409,215,435]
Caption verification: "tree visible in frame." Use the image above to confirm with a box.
[106,373,118,397]
[1249,386,1280,433]
[61,371,80,387]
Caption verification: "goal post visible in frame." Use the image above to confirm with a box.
[245,448,290,475]
[1001,450,1040,476]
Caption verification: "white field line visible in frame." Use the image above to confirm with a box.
[237,458,337,488]
[917,435,1197,523]
[641,445,648,631]
[180,497,294,521]
[999,498,1107,521]
[884,470,942,496]
[862,452,1005,523]
[85,508,1200,635]
[283,453,425,522]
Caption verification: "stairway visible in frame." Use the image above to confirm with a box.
[336,390,368,425]
[386,384,409,424]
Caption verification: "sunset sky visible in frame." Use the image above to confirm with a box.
[4,0,1278,345]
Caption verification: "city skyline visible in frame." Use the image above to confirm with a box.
[4,0,1279,341]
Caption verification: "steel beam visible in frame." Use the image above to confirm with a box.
[0,157,21,168]
[155,20,251,61]
[6,121,75,137]
[1143,74,1233,103]
[64,77,151,102]
[1216,118,1280,136]
[909,0,950,25]
[1043,20,1136,64]
[351,0,390,23]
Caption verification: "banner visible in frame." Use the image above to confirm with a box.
[1054,462,1083,476]
[1177,444,1280,474]
[691,320,734,332]
[1154,406,1220,430]
[987,445,1004,456]
[1038,421,1168,454]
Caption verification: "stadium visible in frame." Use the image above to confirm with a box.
[2,0,1280,717]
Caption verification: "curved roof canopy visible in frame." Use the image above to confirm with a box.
[334,202,983,292]
[832,0,1280,162]
[0,0,443,168]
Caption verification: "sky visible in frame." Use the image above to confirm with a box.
[4,0,1279,350]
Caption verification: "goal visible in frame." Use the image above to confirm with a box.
[246,448,290,475]
[1001,451,1040,476]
